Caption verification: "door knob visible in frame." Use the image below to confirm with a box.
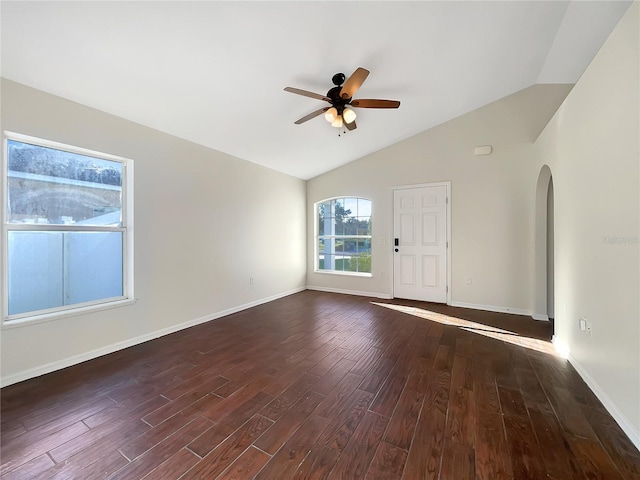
[394,248,399,252]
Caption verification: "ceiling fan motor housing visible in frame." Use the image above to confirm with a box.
[327,85,350,114]
[332,72,346,86]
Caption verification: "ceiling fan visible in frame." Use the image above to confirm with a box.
[284,67,400,132]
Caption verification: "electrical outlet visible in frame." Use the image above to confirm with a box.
[250,277,254,285]
[465,278,472,285]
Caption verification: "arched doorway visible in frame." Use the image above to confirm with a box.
[534,165,554,322]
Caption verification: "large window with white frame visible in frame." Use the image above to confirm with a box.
[2,132,134,324]
[316,197,372,275]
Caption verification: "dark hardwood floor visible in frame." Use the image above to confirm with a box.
[1,290,639,479]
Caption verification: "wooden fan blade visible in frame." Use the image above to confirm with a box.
[294,107,330,124]
[340,67,370,99]
[284,87,331,102]
[345,120,357,131]
[350,99,401,109]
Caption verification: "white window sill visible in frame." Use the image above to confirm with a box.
[1,298,137,329]
[313,270,373,278]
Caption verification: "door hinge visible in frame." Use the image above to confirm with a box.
[446,285,449,293]
[446,241,449,248]
[446,197,449,204]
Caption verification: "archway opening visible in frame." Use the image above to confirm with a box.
[534,165,554,326]
[547,177,554,321]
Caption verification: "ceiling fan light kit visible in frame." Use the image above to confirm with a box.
[324,107,338,123]
[284,67,400,134]
[331,116,344,128]
[343,107,357,125]
[324,107,355,129]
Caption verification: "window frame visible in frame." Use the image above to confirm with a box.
[1,131,135,327]
[314,196,373,277]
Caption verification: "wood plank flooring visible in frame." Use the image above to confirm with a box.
[2,290,639,479]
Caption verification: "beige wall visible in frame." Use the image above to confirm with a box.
[307,84,572,314]
[534,2,639,442]
[1,79,307,384]
[306,2,639,444]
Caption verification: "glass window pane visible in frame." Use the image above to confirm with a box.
[319,254,335,270]
[318,238,326,254]
[358,199,372,217]
[357,238,372,253]
[7,140,122,226]
[319,216,334,236]
[357,217,371,236]
[344,198,358,217]
[341,253,354,272]
[334,199,347,219]
[334,218,345,235]
[318,200,331,226]
[8,231,123,316]
[344,219,357,235]
[351,256,359,273]
[357,253,372,273]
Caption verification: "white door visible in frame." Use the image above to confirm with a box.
[393,185,448,302]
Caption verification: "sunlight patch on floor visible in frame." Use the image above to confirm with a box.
[371,302,560,356]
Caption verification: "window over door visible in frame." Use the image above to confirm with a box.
[316,197,372,275]
[2,132,134,323]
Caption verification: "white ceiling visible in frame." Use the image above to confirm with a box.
[0,1,631,180]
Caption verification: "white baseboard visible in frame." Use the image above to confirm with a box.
[307,291,538,319]
[0,287,306,388]
[449,301,532,317]
[532,313,550,321]
[306,285,393,299]
[567,352,640,451]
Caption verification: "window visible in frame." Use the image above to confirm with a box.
[316,197,372,275]
[2,132,133,323]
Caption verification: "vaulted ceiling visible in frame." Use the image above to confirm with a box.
[1,1,632,179]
